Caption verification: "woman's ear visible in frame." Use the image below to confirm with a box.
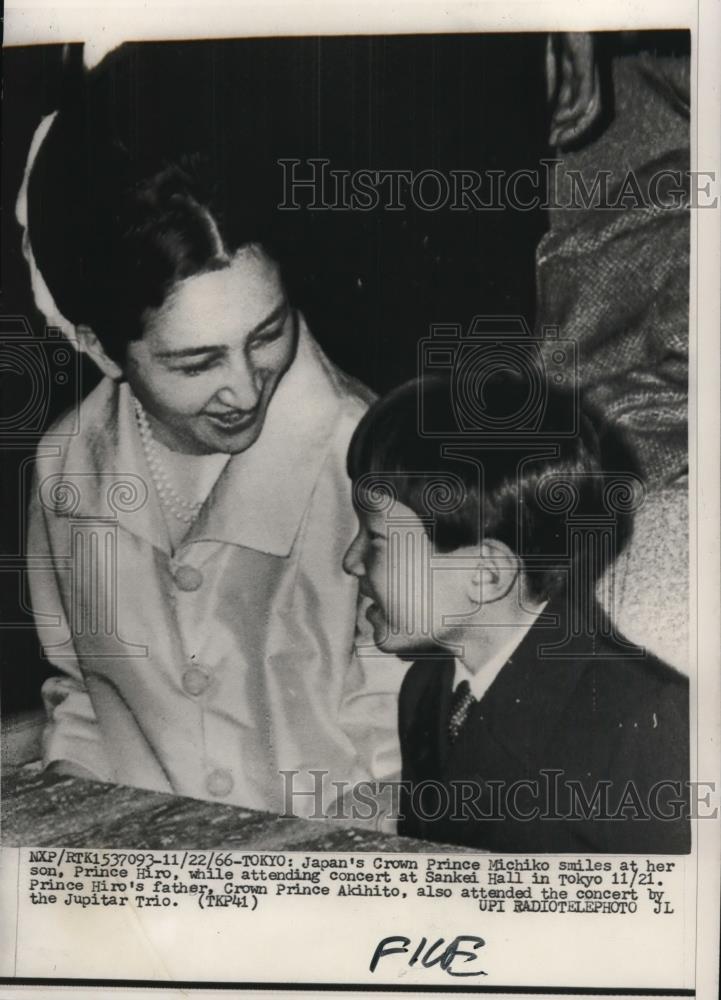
[76,324,123,380]
[472,539,522,605]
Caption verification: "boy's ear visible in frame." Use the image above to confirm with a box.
[76,324,124,380]
[469,539,521,606]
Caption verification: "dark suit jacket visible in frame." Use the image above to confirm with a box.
[398,598,690,853]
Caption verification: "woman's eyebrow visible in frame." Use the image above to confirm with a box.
[153,301,289,360]
[251,300,289,333]
[154,344,224,360]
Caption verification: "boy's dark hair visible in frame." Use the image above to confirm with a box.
[347,372,608,602]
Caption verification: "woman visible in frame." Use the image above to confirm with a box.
[21,53,404,816]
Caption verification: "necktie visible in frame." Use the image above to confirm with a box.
[448,679,476,743]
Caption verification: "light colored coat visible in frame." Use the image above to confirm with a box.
[27,320,406,814]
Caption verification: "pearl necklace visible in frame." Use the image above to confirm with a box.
[133,398,204,525]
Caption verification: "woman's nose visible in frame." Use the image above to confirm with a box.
[216,359,261,410]
[342,531,365,578]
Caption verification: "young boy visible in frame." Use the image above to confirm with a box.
[343,372,690,853]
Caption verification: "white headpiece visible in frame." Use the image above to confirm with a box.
[15,111,78,344]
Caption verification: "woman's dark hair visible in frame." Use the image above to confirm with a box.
[30,144,243,362]
[348,371,614,602]
[25,45,294,364]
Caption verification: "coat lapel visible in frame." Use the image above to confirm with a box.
[434,659,456,771]
[54,377,171,554]
[403,658,455,780]
[475,597,589,768]
[183,317,346,556]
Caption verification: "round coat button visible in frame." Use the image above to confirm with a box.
[174,565,203,591]
[206,768,234,798]
[182,667,210,696]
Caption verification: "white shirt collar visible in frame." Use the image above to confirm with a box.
[453,604,548,702]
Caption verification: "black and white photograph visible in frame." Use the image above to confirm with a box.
[0,0,718,994]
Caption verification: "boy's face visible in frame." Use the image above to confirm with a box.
[125,248,297,455]
[343,496,463,656]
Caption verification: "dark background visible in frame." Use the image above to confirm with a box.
[2,34,552,714]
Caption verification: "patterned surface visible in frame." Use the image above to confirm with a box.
[599,477,689,672]
[537,51,689,489]
[448,680,476,743]
[1,764,467,853]
[538,50,690,673]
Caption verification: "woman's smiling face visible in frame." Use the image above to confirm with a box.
[125,247,297,455]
